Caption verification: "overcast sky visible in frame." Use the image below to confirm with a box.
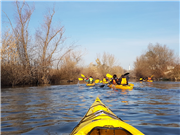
[1,1,179,70]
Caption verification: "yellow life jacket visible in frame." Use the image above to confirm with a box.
[103,78,106,83]
[140,78,143,81]
[121,78,127,85]
[89,78,93,84]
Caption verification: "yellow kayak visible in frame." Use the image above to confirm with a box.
[102,81,109,84]
[70,97,144,135]
[86,83,95,86]
[108,84,134,90]
[147,80,153,82]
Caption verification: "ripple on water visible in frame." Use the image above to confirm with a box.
[1,82,180,135]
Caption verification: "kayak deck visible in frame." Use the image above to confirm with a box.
[86,83,95,86]
[147,80,153,82]
[70,97,144,135]
[108,84,134,90]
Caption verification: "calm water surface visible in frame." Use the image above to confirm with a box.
[1,81,180,135]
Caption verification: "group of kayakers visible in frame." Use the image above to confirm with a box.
[109,74,129,85]
[139,76,153,82]
[83,74,154,85]
[84,74,129,86]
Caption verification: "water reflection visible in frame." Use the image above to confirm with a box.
[137,81,180,90]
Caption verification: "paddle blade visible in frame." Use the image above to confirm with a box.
[124,73,129,76]
[95,79,99,83]
[78,78,83,81]
[81,74,85,78]
[106,73,112,78]
[99,84,105,88]
[151,75,154,78]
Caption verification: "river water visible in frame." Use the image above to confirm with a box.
[1,81,180,135]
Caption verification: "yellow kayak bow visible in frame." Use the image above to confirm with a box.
[70,97,144,135]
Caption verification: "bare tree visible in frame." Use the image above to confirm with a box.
[1,30,25,86]
[134,55,151,78]
[2,0,35,86]
[1,30,18,65]
[3,1,35,70]
[1,1,83,86]
[35,6,77,83]
[49,50,83,83]
[134,43,175,79]
[167,56,180,81]
[111,66,124,78]
[146,43,175,78]
[95,52,122,78]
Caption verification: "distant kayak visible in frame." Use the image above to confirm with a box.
[70,96,144,135]
[147,80,153,82]
[86,83,95,86]
[143,80,153,82]
[108,83,134,90]
[102,81,109,84]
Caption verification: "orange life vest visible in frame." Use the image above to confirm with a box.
[113,79,116,84]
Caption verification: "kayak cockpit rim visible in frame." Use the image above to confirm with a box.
[88,127,133,135]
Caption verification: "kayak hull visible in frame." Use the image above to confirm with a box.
[70,97,144,135]
[102,81,109,84]
[86,83,95,86]
[147,80,153,82]
[108,84,134,90]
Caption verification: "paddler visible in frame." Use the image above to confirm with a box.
[109,74,120,85]
[102,76,108,84]
[84,77,89,82]
[87,76,95,84]
[119,74,128,85]
[148,76,152,81]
